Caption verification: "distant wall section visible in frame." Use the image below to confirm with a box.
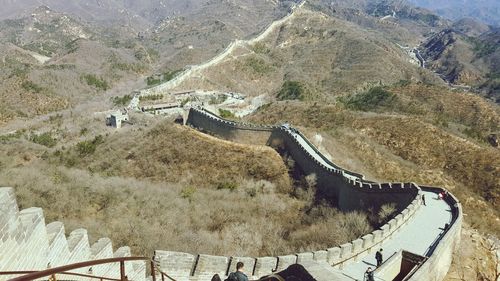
[186,107,274,146]
[187,107,417,212]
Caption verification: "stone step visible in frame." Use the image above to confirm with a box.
[1,188,146,280]
[3,207,48,272]
[102,246,134,279]
[0,187,22,273]
[0,187,20,237]
[129,260,147,281]
[67,229,91,263]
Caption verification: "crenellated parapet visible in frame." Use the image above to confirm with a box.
[0,106,463,281]
[188,107,419,212]
[0,187,146,281]
[150,186,424,280]
[181,106,463,281]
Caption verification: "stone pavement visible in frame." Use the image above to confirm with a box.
[340,190,451,280]
[286,128,453,280]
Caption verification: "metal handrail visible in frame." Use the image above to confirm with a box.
[3,256,174,281]
[0,270,121,280]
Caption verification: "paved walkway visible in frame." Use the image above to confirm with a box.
[286,128,453,280]
[188,113,454,281]
[340,191,451,280]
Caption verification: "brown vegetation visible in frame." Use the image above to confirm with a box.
[248,83,500,236]
[0,121,374,257]
[52,122,291,190]
[169,8,442,99]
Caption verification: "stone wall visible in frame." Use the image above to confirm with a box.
[268,127,418,212]
[152,193,422,280]
[188,107,418,213]
[406,187,463,281]
[181,107,462,281]
[186,107,274,145]
[0,106,463,281]
[0,187,146,280]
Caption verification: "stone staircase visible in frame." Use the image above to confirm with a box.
[0,187,146,280]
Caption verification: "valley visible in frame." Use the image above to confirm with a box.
[0,0,499,280]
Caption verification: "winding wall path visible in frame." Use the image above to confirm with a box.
[180,106,463,281]
[130,0,306,108]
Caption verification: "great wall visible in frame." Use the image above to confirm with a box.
[0,1,464,280]
[0,106,462,280]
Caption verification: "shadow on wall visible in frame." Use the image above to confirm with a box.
[156,107,462,281]
[187,107,417,213]
[258,264,315,281]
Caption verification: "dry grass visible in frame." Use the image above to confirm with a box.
[170,8,441,99]
[0,121,374,257]
[52,122,291,191]
[248,85,500,236]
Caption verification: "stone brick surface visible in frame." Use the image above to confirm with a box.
[192,254,229,280]
[253,257,277,277]
[276,254,297,271]
[155,251,196,281]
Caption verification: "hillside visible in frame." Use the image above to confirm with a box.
[419,22,500,102]
[0,115,380,257]
[167,7,442,100]
[147,0,296,70]
[0,7,154,124]
[0,2,294,125]
[248,83,500,236]
[408,0,500,26]
[0,0,499,279]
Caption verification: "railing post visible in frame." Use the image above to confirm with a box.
[120,261,126,281]
[151,260,157,281]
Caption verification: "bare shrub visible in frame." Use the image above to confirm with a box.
[0,124,376,258]
[305,173,317,189]
[378,203,397,224]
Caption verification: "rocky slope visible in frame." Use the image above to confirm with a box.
[0,7,152,123]
[0,0,499,279]
[419,21,500,103]
[408,0,500,26]
[167,6,442,100]
[0,1,294,124]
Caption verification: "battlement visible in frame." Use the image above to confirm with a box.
[151,190,423,280]
[0,107,462,281]
[0,187,146,281]
[183,106,463,281]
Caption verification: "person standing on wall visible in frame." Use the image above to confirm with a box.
[364,267,375,281]
[422,194,426,206]
[226,262,249,281]
[375,249,383,267]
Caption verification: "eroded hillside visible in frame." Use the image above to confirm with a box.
[419,21,500,102]
[0,0,499,279]
[167,7,442,100]
[248,83,500,236]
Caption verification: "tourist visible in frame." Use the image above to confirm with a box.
[422,194,426,206]
[364,267,375,281]
[212,274,222,281]
[226,262,249,281]
[438,192,444,200]
[375,249,383,267]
